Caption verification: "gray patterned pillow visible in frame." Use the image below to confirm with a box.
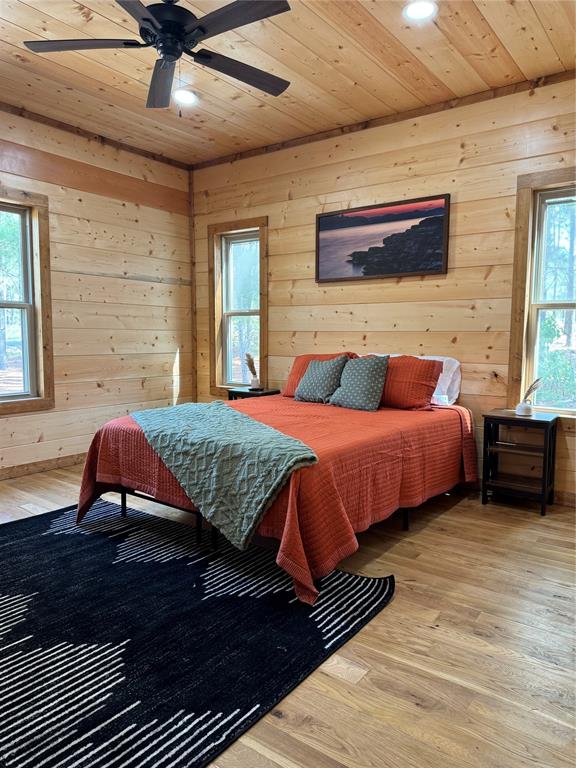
[330,355,389,411]
[294,355,348,403]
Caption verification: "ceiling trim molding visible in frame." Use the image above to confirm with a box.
[0,100,189,171]
[191,70,576,171]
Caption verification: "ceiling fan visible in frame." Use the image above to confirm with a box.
[23,0,291,108]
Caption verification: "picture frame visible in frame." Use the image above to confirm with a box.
[315,194,450,283]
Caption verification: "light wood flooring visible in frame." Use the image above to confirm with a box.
[0,466,574,768]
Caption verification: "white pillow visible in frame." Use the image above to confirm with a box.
[363,354,461,405]
[420,356,461,405]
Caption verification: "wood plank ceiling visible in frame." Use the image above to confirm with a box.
[0,0,573,165]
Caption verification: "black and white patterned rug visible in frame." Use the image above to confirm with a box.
[0,499,394,768]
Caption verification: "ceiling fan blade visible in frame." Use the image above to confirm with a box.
[115,0,161,32]
[146,59,176,108]
[190,49,289,96]
[186,0,290,42]
[24,38,144,52]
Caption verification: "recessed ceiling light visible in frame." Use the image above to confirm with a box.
[173,88,197,106]
[402,1,438,21]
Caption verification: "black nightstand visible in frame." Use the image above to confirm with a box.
[481,409,558,516]
[227,387,281,401]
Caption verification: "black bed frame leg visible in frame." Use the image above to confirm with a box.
[210,525,219,550]
[120,490,127,518]
[402,508,410,532]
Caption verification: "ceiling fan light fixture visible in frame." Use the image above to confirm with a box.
[173,87,198,105]
[402,0,438,21]
[23,0,292,107]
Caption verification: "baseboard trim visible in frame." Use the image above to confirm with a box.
[0,453,86,481]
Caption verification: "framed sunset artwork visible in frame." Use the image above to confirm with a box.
[315,194,450,283]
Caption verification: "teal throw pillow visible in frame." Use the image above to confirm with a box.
[294,355,348,404]
[330,355,389,411]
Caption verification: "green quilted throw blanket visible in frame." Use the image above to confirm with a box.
[131,401,318,549]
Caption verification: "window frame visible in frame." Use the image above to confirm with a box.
[208,217,268,397]
[0,184,54,415]
[0,202,38,401]
[508,168,576,415]
[220,231,261,386]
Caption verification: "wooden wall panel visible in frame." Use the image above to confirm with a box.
[194,79,576,503]
[0,112,188,189]
[0,116,193,475]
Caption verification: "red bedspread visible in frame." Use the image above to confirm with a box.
[78,396,477,603]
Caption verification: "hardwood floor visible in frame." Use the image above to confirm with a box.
[0,466,574,768]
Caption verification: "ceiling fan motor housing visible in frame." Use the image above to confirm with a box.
[141,2,200,61]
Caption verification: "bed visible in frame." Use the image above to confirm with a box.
[77,395,477,603]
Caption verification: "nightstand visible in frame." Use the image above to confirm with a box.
[481,409,558,516]
[227,387,281,401]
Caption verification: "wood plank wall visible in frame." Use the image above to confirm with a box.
[193,79,576,503]
[0,111,193,477]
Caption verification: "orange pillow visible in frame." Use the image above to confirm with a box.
[381,355,443,410]
[282,352,357,397]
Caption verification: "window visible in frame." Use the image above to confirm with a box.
[221,233,261,385]
[0,186,54,414]
[525,187,576,411]
[1,204,36,400]
[208,218,268,395]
